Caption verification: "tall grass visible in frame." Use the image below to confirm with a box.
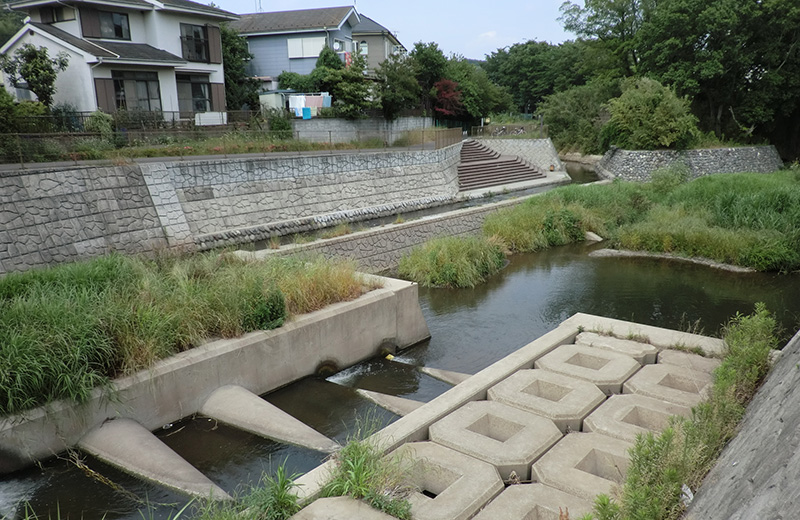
[0,252,370,416]
[397,236,506,288]
[594,303,778,520]
[321,416,414,519]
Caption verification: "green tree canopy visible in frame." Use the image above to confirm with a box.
[220,23,260,110]
[409,42,447,110]
[600,77,699,149]
[316,45,344,70]
[375,54,420,120]
[446,56,511,120]
[1,44,68,107]
[0,1,24,47]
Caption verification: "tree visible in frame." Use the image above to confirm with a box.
[316,46,344,70]
[433,79,462,117]
[446,56,511,120]
[409,42,447,110]
[0,1,25,47]
[559,0,656,75]
[276,71,316,92]
[327,54,374,119]
[600,77,699,149]
[1,44,68,107]
[375,54,420,120]
[220,23,260,110]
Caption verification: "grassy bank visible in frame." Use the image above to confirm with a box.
[398,169,800,287]
[593,303,778,520]
[397,236,506,288]
[0,252,371,416]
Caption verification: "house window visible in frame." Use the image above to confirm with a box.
[99,11,130,39]
[287,36,326,58]
[112,71,161,111]
[332,39,345,52]
[177,74,211,115]
[41,6,75,23]
[358,40,368,56]
[180,24,209,62]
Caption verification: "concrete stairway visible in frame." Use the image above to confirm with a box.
[457,139,545,191]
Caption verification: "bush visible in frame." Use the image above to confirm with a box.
[398,236,506,288]
[84,111,114,142]
[600,77,700,150]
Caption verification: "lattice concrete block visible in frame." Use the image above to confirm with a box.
[487,370,606,433]
[575,332,658,364]
[657,349,721,374]
[531,433,632,502]
[623,363,713,407]
[584,394,692,443]
[429,400,562,480]
[290,496,396,519]
[472,483,594,520]
[393,441,503,520]
[535,344,642,394]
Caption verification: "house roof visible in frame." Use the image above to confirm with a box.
[352,14,403,48]
[231,6,359,35]
[8,0,236,19]
[27,22,185,63]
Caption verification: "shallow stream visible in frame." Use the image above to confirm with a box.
[3,240,798,520]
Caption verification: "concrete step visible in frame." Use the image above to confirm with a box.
[78,418,231,500]
[419,366,472,385]
[200,385,339,453]
[459,139,501,163]
[356,389,425,416]
[459,173,546,191]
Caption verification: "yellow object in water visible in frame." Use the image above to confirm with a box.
[385,354,395,360]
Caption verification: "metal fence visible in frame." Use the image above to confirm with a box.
[470,124,546,138]
[0,127,465,167]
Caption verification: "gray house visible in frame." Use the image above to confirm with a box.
[352,15,406,74]
[230,6,360,83]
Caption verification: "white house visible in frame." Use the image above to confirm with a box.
[0,0,237,122]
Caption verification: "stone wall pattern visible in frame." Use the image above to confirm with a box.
[478,139,564,171]
[0,165,168,275]
[595,146,784,181]
[171,145,462,236]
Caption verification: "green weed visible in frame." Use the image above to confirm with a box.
[398,236,506,288]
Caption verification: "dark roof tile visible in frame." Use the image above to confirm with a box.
[231,6,354,34]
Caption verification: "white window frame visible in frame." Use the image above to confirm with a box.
[288,37,326,59]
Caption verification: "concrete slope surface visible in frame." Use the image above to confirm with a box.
[686,330,800,518]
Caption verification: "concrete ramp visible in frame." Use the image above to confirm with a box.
[356,389,424,416]
[78,418,230,500]
[200,385,339,453]
[419,366,472,385]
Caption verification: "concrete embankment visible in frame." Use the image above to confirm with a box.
[0,275,429,490]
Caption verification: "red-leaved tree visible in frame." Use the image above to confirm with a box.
[433,79,462,116]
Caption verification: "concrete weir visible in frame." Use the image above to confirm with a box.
[0,274,430,499]
[293,313,727,519]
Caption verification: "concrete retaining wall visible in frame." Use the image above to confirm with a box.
[595,146,784,181]
[0,144,462,275]
[291,116,432,144]
[477,138,564,171]
[0,275,429,474]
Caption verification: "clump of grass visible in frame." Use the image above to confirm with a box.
[320,223,352,239]
[593,303,778,520]
[398,236,506,288]
[321,417,414,519]
[0,252,370,416]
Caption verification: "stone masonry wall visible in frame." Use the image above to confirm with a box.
[292,116,432,144]
[0,165,168,275]
[477,139,564,171]
[270,197,529,272]
[173,145,462,238]
[595,146,784,181]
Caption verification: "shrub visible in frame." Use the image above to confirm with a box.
[600,77,700,150]
[398,236,506,288]
[84,111,114,142]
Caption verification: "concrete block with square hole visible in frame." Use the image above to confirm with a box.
[623,363,713,407]
[531,432,632,502]
[575,332,658,364]
[290,496,396,519]
[488,369,606,433]
[657,349,721,374]
[584,394,692,443]
[392,441,503,520]
[535,344,641,395]
[429,400,562,480]
[471,483,594,520]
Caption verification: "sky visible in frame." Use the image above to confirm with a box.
[214,0,575,60]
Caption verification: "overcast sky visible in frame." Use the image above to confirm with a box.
[214,1,575,60]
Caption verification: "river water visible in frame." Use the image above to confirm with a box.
[3,239,798,520]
